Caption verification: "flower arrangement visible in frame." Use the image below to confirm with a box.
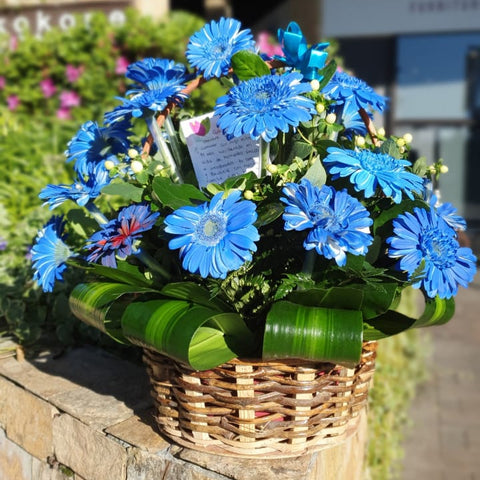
[31,18,477,371]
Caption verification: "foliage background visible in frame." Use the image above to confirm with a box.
[0,9,426,479]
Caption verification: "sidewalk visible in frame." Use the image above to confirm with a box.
[402,265,480,479]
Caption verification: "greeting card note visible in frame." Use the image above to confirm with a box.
[180,112,260,188]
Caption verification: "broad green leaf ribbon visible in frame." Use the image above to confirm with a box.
[121,299,256,370]
[262,300,363,367]
[363,290,455,340]
[69,282,157,343]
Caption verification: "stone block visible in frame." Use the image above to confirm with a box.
[0,376,58,459]
[0,428,32,480]
[106,409,170,453]
[53,413,128,480]
[0,353,79,400]
[49,385,141,431]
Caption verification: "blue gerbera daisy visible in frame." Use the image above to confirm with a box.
[125,57,190,95]
[104,57,190,124]
[324,147,425,204]
[281,179,373,266]
[186,17,255,80]
[85,204,160,268]
[39,162,112,209]
[387,207,477,299]
[31,216,76,292]
[104,87,188,124]
[215,71,315,142]
[164,190,259,279]
[66,119,131,176]
[428,195,467,232]
[322,71,388,113]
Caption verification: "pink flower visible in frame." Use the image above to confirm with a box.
[7,95,19,111]
[115,56,130,75]
[59,90,80,108]
[0,76,6,90]
[56,107,71,120]
[9,35,18,51]
[65,64,83,83]
[40,78,57,98]
[256,31,283,58]
[191,120,207,136]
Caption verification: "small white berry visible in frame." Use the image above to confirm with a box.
[131,160,144,173]
[325,113,336,124]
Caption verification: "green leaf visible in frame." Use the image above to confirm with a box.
[302,157,326,188]
[317,59,337,90]
[363,293,455,340]
[287,141,314,162]
[86,261,155,287]
[69,282,157,343]
[231,50,270,80]
[286,287,364,310]
[358,282,399,320]
[160,281,231,311]
[373,199,428,235]
[102,182,144,202]
[263,301,363,366]
[255,202,284,227]
[377,138,402,159]
[121,299,256,370]
[152,176,208,210]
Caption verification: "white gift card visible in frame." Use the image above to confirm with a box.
[180,112,260,188]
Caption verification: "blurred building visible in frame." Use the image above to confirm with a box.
[186,0,480,224]
[319,0,480,225]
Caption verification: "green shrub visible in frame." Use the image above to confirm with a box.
[0,8,223,350]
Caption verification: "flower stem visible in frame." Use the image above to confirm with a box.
[163,115,184,170]
[358,107,379,146]
[260,138,270,177]
[86,203,108,225]
[136,248,170,281]
[301,249,316,279]
[145,114,183,183]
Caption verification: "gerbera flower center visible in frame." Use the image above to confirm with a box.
[309,203,342,232]
[359,151,397,173]
[196,213,227,246]
[421,229,457,268]
[205,38,232,60]
[54,241,72,266]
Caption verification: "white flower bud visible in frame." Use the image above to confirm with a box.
[396,138,406,147]
[377,127,386,137]
[104,160,115,170]
[243,190,254,200]
[440,165,449,174]
[310,79,320,91]
[128,148,139,158]
[325,113,336,124]
[355,136,366,147]
[315,102,325,114]
[266,164,278,174]
[403,133,413,144]
[131,160,144,173]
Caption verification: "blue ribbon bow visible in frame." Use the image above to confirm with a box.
[276,21,329,81]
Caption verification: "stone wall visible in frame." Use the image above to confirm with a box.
[0,342,369,480]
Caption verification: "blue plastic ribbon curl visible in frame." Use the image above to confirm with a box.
[276,21,329,81]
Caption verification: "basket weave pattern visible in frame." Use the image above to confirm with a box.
[143,341,377,458]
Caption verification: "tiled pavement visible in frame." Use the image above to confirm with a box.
[402,258,480,478]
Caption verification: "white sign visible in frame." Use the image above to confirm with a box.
[0,7,126,38]
[180,112,260,188]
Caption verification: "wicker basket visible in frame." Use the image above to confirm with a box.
[142,341,377,458]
